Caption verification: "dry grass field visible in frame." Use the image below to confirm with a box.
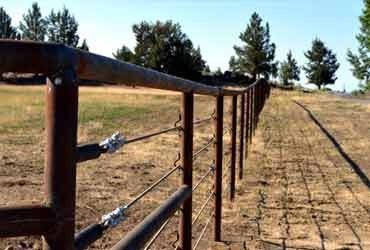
[1,85,370,250]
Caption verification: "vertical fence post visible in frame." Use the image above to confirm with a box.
[244,90,250,158]
[43,69,78,250]
[214,95,223,242]
[253,86,257,136]
[258,83,262,118]
[248,88,253,145]
[229,96,237,201]
[179,92,194,250]
[238,94,245,179]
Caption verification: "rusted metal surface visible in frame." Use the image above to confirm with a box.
[254,85,258,133]
[214,95,223,241]
[238,94,245,180]
[179,92,194,250]
[0,40,242,96]
[230,96,237,201]
[0,39,272,249]
[0,40,76,74]
[245,90,250,156]
[0,205,55,237]
[249,88,253,144]
[251,87,255,138]
[43,69,78,250]
[110,185,192,250]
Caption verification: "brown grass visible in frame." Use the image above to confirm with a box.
[1,86,370,249]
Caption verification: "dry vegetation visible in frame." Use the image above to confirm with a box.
[0,84,232,250]
[0,85,370,250]
[213,89,370,250]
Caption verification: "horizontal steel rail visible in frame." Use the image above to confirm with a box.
[0,40,246,96]
[110,185,192,250]
[0,205,56,237]
[0,39,271,250]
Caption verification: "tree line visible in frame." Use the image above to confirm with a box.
[0,1,368,91]
[0,3,88,50]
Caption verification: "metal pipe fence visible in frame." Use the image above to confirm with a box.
[0,40,271,250]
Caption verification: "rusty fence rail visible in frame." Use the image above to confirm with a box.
[0,40,271,250]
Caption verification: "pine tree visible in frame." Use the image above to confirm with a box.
[303,39,340,89]
[47,7,79,47]
[347,0,370,90]
[19,2,46,41]
[78,39,89,51]
[0,7,17,39]
[279,51,300,86]
[113,45,135,62]
[229,12,276,81]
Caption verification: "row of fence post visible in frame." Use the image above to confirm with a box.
[40,78,271,250]
[0,75,269,250]
[0,41,273,250]
[178,80,270,250]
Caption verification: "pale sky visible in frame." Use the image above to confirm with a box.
[0,0,365,91]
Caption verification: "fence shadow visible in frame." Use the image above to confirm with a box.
[293,100,370,190]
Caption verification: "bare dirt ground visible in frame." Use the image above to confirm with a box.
[1,86,370,250]
[0,85,230,250]
[213,89,370,250]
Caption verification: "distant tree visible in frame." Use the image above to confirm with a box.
[0,7,17,39]
[229,56,239,73]
[78,38,89,51]
[271,62,279,79]
[117,20,205,80]
[203,64,211,74]
[46,7,79,47]
[303,39,340,89]
[229,12,277,81]
[347,0,370,90]
[279,51,300,86]
[19,2,46,41]
[215,67,223,77]
[113,45,135,63]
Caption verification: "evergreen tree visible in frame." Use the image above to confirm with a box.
[279,51,300,86]
[0,7,17,39]
[19,2,46,41]
[203,65,211,74]
[229,56,239,73]
[347,0,370,90]
[78,39,89,51]
[229,12,276,80]
[47,7,79,47]
[113,45,135,62]
[116,20,205,80]
[303,39,340,89]
[215,67,223,77]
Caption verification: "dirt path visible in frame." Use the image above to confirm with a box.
[213,90,370,250]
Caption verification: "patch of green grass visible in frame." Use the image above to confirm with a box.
[78,101,149,135]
